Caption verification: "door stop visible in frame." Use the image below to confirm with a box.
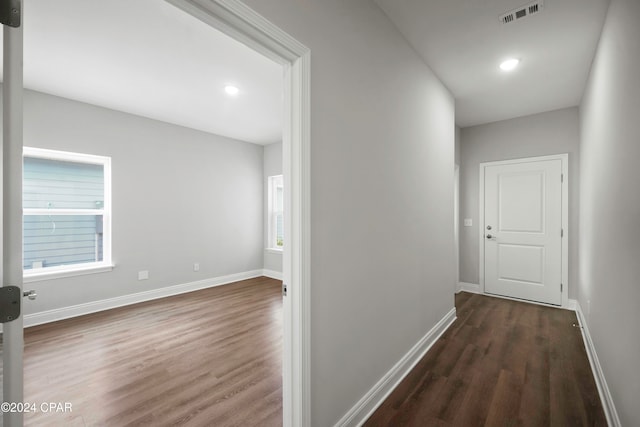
[0,0,20,27]
[0,286,21,323]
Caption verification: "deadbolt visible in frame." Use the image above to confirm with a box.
[486,225,492,230]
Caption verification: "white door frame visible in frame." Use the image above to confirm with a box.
[3,8,26,426]
[478,154,569,307]
[163,1,311,425]
[454,165,460,289]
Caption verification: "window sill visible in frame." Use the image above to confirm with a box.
[23,264,115,283]
[265,248,283,255]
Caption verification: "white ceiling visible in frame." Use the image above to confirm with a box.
[1,0,283,145]
[374,0,610,127]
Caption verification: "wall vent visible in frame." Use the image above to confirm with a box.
[499,0,544,24]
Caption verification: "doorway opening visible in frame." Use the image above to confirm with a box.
[1,0,310,426]
[478,154,568,307]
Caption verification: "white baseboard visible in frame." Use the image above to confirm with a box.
[262,269,283,280]
[22,269,265,329]
[575,302,621,427]
[334,307,457,427]
[457,282,482,294]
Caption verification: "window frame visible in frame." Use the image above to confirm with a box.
[23,147,113,282]
[267,174,284,251]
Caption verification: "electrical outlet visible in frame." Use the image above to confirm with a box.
[193,263,200,272]
[138,270,149,281]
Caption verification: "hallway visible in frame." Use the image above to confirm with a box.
[365,293,606,426]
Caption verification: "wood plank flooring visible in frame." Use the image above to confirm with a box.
[364,292,607,427]
[10,276,282,427]
[3,285,608,426]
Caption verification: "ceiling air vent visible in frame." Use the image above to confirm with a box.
[499,0,544,24]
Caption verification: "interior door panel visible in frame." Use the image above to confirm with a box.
[484,159,562,305]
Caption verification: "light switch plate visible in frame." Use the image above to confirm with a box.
[464,218,473,227]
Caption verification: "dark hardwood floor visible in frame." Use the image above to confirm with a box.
[365,292,607,427]
[16,276,282,427]
[3,285,608,426]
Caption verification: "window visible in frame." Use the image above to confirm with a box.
[268,175,284,250]
[23,147,112,280]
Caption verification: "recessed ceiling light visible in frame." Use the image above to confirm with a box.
[224,85,240,96]
[499,58,520,71]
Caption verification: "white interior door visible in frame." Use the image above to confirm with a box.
[2,5,25,427]
[484,158,563,305]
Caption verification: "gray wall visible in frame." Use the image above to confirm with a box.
[459,108,580,299]
[19,89,264,315]
[263,141,283,273]
[579,0,640,424]
[242,1,455,425]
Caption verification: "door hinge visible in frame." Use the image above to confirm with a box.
[561,283,563,292]
[0,0,21,28]
[561,173,564,183]
[0,286,21,323]
[282,283,288,297]
[561,228,564,238]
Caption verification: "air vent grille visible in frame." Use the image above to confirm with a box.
[499,0,544,24]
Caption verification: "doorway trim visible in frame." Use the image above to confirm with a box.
[478,154,569,307]
[164,1,311,426]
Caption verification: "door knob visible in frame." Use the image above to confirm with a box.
[486,234,493,239]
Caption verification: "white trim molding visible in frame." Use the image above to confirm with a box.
[334,308,457,427]
[457,282,482,294]
[263,269,283,280]
[479,154,569,306]
[575,302,621,427]
[22,270,265,328]
[23,263,115,283]
[564,298,577,311]
[163,2,311,426]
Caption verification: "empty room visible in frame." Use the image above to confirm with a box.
[1,0,639,426]
[1,0,289,425]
